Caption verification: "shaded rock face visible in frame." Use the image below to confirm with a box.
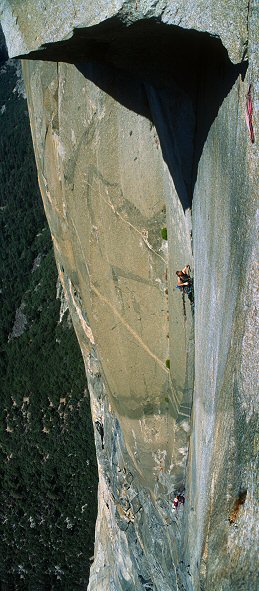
[1,2,258,590]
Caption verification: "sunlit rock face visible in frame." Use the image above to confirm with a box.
[185,7,259,587]
[1,1,258,590]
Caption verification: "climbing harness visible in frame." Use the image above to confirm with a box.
[246,84,255,144]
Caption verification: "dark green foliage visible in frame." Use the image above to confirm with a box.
[0,58,46,346]
[0,28,8,65]
[161,227,167,240]
[165,359,170,369]
[0,53,98,589]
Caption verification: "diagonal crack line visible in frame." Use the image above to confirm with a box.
[91,282,168,373]
[70,218,168,374]
[93,181,166,264]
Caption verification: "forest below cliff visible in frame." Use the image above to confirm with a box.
[0,36,98,590]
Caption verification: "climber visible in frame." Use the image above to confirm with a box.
[95,419,104,449]
[176,265,192,292]
[177,494,185,505]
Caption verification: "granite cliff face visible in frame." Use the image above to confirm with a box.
[1,1,258,590]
